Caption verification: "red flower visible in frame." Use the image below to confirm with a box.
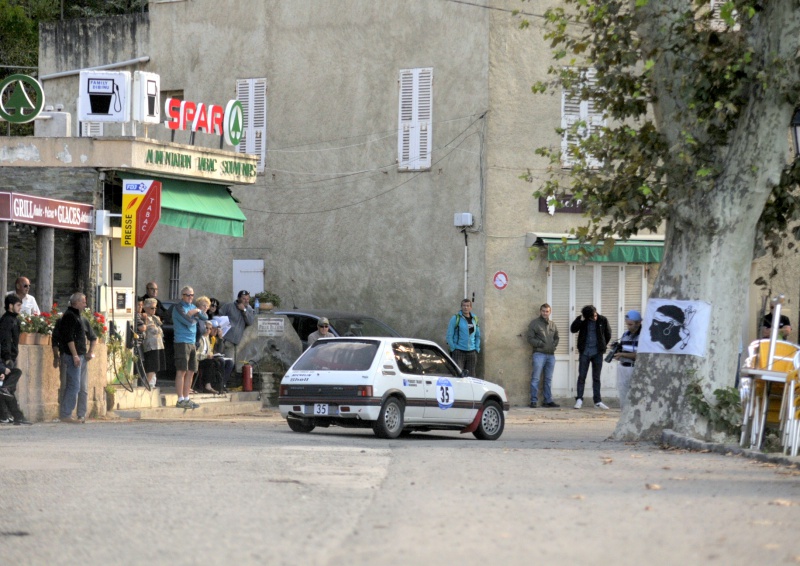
[102,326,108,332]
[42,312,51,318]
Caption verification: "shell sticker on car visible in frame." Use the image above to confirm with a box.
[436,378,455,410]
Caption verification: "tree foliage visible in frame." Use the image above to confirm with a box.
[526,0,800,254]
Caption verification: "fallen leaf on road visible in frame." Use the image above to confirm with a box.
[751,519,776,526]
[644,506,652,511]
[571,494,585,500]
[601,457,613,464]
[764,543,781,550]
[669,476,687,481]
[645,483,662,490]
[630,454,643,458]
[769,499,796,507]
[662,466,671,470]
[699,449,711,453]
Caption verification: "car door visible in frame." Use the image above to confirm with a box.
[390,341,426,422]
[414,342,475,423]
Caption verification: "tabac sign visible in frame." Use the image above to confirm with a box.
[122,180,161,248]
[0,192,93,231]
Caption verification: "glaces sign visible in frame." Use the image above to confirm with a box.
[164,98,244,147]
[0,192,93,231]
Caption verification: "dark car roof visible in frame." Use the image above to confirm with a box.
[274,309,401,337]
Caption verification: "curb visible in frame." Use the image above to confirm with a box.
[661,429,800,470]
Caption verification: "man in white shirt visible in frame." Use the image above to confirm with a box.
[8,277,40,315]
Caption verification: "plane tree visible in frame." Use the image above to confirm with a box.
[526,0,800,439]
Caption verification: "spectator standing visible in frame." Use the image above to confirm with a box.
[614,310,642,410]
[55,293,97,424]
[173,286,208,409]
[8,276,40,315]
[0,294,31,425]
[219,290,255,364]
[210,320,234,392]
[207,298,220,320]
[570,305,611,410]
[526,303,560,408]
[142,281,168,320]
[446,299,481,377]
[140,298,166,389]
[307,317,333,348]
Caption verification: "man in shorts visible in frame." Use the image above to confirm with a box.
[173,286,208,409]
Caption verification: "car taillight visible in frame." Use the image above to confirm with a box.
[356,386,373,397]
[279,385,289,397]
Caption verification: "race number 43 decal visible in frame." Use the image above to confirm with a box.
[436,378,455,410]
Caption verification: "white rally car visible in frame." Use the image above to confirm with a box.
[278,337,508,440]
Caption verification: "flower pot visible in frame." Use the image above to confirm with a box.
[19,332,36,345]
[35,334,51,346]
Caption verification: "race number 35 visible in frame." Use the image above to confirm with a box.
[436,378,455,410]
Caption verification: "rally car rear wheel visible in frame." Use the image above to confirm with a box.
[373,397,404,439]
[473,400,504,440]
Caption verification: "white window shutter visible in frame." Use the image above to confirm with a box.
[549,263,571,356]
[80,121,103,137]
[398,67,433,171]
[561,67,604,169]
[236,78,267,173]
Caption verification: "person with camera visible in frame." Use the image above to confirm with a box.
[613,310,642,410]
[570,305,612,410]
[526,303,560,408]
[219,290,255,367]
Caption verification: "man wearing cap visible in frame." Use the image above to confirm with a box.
[614,310,642,410]
[307,318,333,348]
[761,303,792,341]
[219,290,255,363]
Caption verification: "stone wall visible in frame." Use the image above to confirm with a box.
[12,342,108,422]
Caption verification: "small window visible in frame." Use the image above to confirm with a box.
[561,67,605,168]
[413,343,460,377]
[393,342,422,375]
[236,78,267,173]
[397,67,433,171]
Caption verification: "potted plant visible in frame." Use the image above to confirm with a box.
[254,291,281,312]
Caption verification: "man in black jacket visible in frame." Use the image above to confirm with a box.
[0,294,31,425]
[570,305,612,410]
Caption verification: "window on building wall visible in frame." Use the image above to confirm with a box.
[236,78,267,173]
[397,67,433,171]
[80,122,103,137]
[159,252,180,300]
[548,263,646,356]
[561,67,604,169]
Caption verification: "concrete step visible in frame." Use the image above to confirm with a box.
[108,391,265,420]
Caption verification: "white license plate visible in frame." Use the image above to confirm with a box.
[314,403,329,415]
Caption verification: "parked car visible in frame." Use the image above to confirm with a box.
[279,337,508,440]
[274,308,401,349]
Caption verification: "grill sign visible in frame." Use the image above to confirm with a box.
[0,192,93,231]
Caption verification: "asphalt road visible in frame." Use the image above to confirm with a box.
[2,408,800,565]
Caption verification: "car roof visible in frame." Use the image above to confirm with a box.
[274,308,387,319]
[312,336,442,348]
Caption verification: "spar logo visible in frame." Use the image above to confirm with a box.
[164,97,244,147]
[0,74,45,124]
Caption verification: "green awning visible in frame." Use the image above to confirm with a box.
[118,174,246,237]
[541,237,663,263]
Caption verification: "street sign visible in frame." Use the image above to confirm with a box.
[0,74,45,123]
[493,271,508,290]
[122,180,161,247]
